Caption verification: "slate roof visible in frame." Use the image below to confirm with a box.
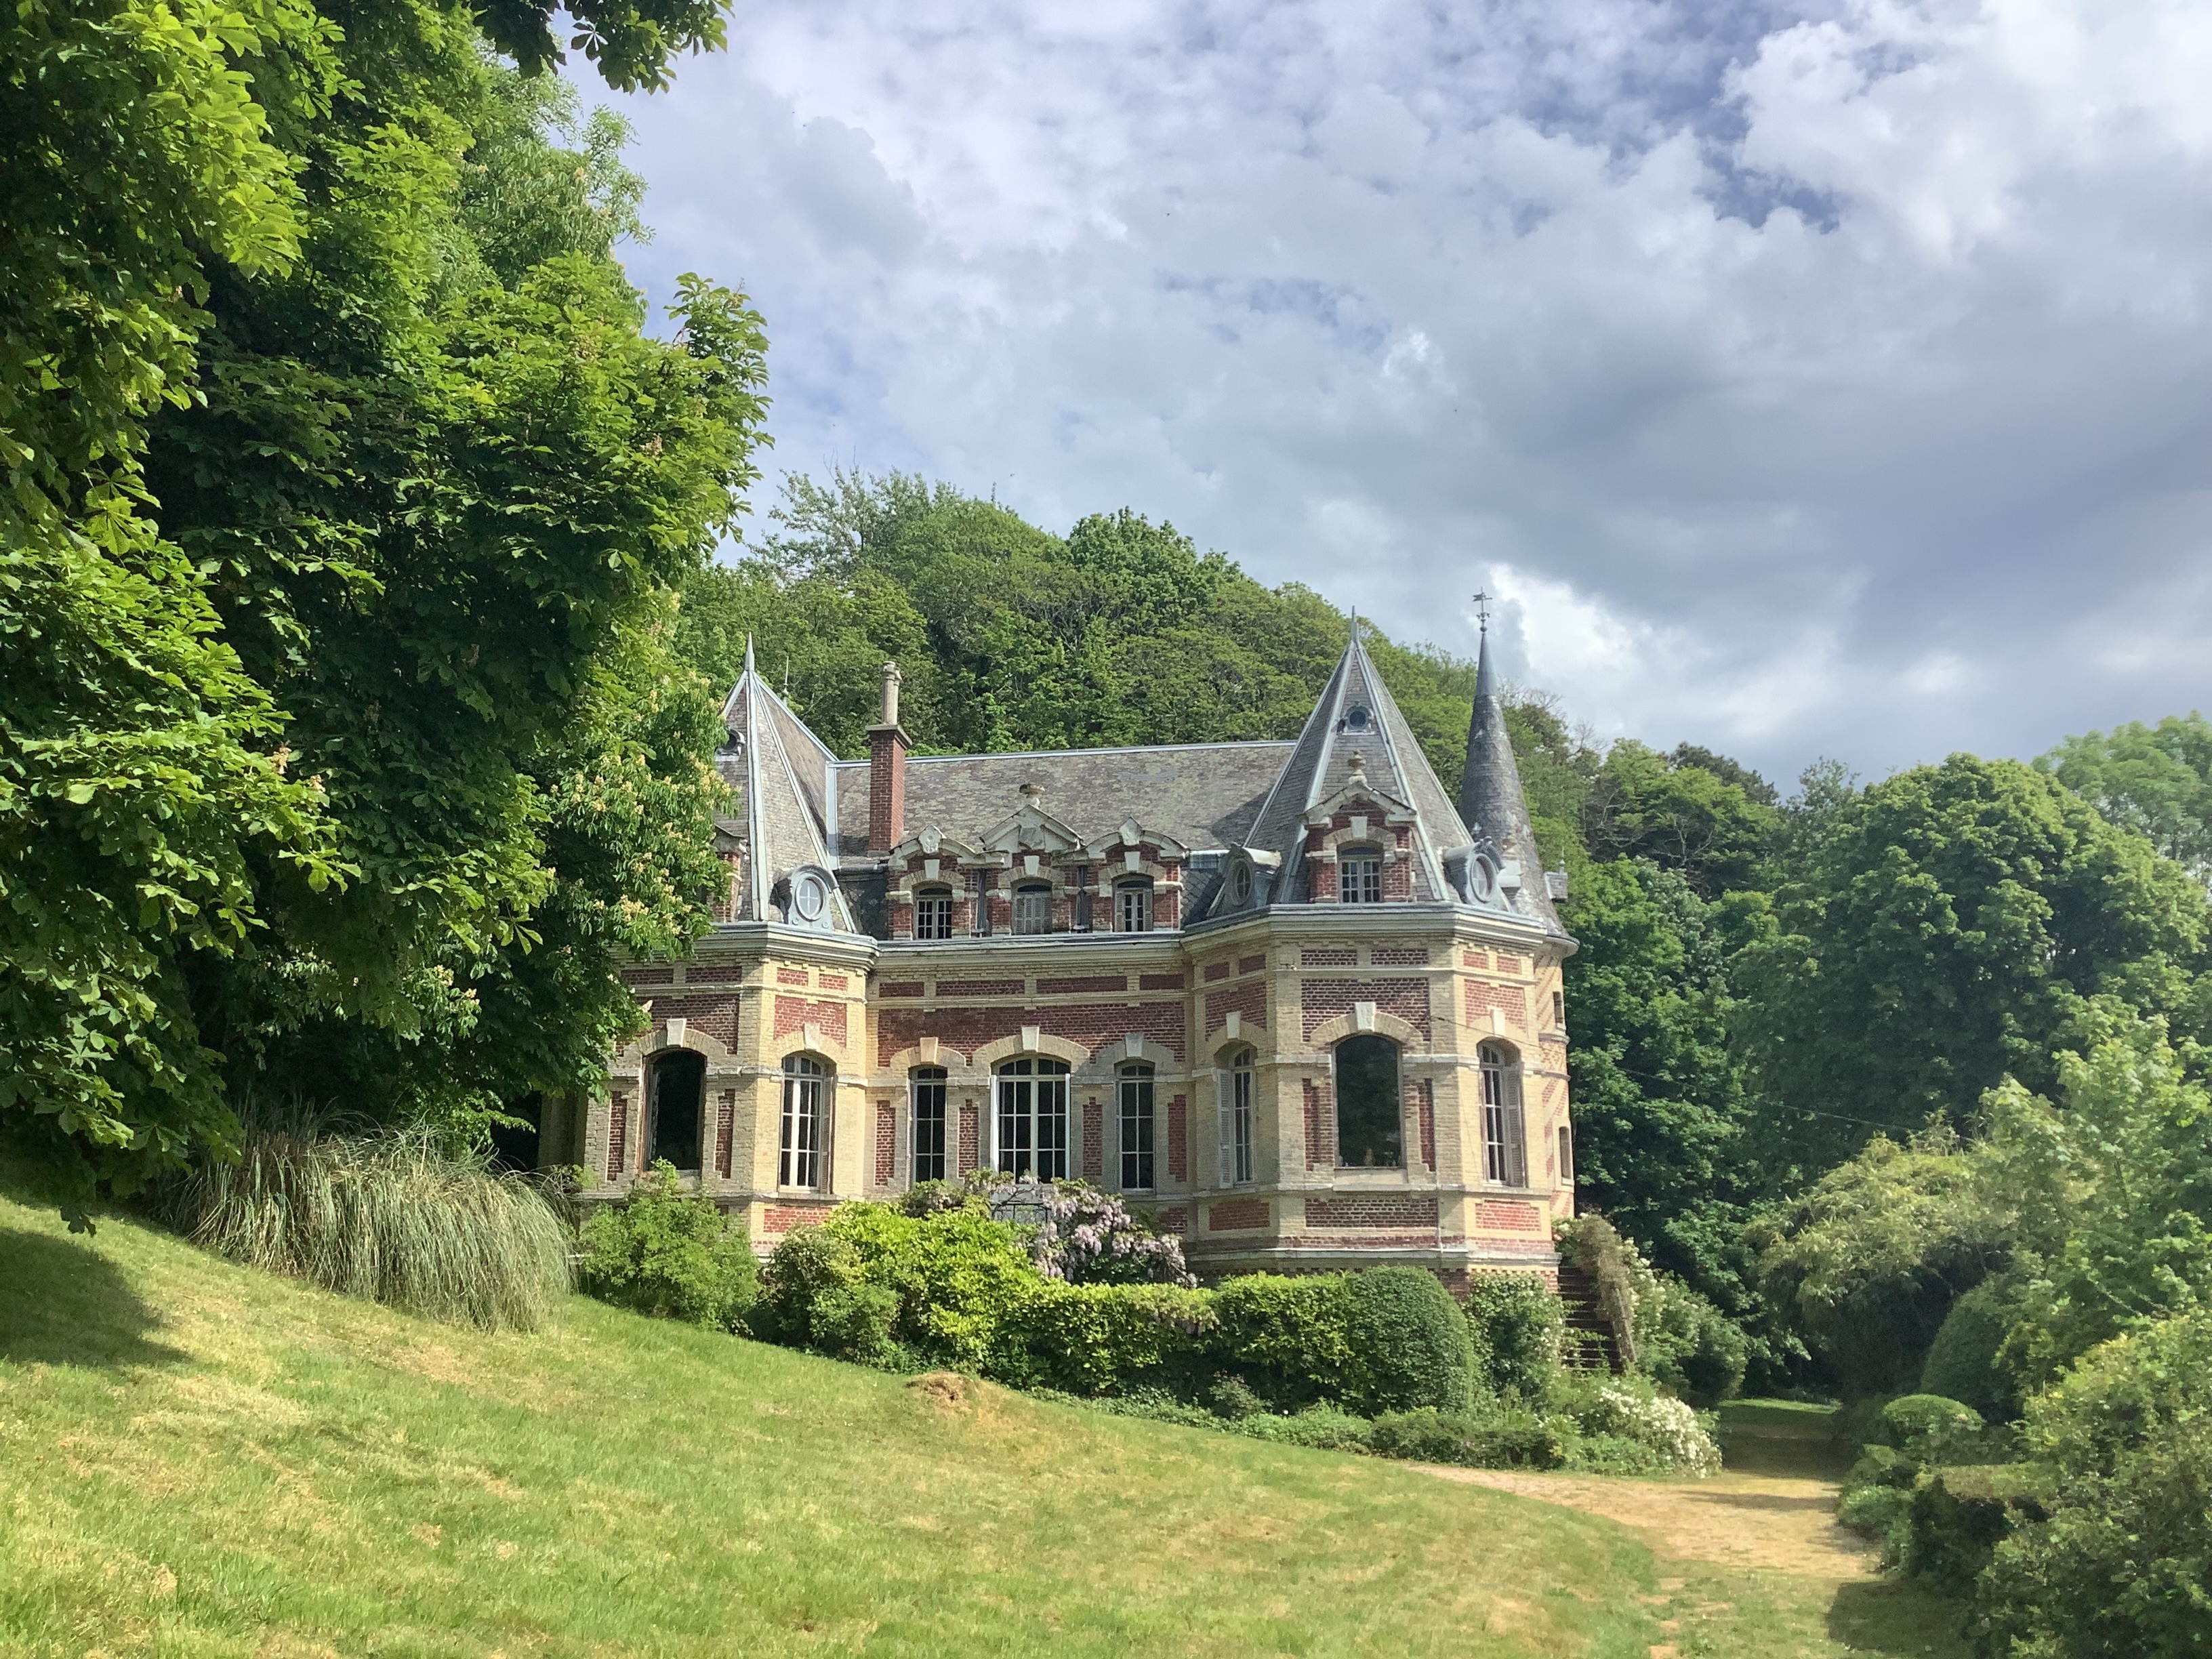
[1458,629,1564,933]
[827,741,1292,857]
[717,649,861,932]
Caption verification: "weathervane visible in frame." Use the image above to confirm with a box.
[1473,591,1492,635]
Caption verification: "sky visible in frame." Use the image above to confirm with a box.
[595,0,2212,786]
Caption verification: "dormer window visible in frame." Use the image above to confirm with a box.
[1339,846,1383,904]
[1012,883,1052,935]
[1115,878,1153,934]
[914,886,953,940]
[1343,705,1370,731]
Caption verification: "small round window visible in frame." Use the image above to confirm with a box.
[791,870,830,922]
[1343,705,1371,731]
[1224,859,1252,908]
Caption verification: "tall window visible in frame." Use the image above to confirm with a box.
[1217,1047,1255,1186]
[1334,1036,1402,1168]
[1338,847,1383,904]
[647,1049,705,1172]
[1557,1124,1574,1188]
[779,1053,830,1189]
[995,1057,1069,1179]
[1115,879,1153,933]
[1012,884,1052,935]
[910,1066,947,1183]
[1480,1041,1529,1186]
[914,887,954,941]
[1118,1064,1155,1190]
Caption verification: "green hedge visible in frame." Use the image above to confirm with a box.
[991,1282,1217,1395]
[1462,1273,1563,1399]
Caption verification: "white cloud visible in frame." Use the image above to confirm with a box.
[598,0,2212,783]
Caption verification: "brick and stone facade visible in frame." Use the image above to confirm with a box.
[559,623,1580,1287]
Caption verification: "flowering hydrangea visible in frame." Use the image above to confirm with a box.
[1581,1385,1723,1477]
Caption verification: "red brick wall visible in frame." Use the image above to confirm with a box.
[1372,945,1429,966]
[1303,1078,1334,1168]
[1155,1206,1189,1234]
[958,1104,980,1174]
[1203,959,1231,982]
[777,966,810,986]
[1082,1098,1103,1180]
[621,966,676,986]
[939,978,1023,997]
[1208,1197,1269,1231]
[820,974,848,991]
[882,981,924,998]
[763,1201,837,1235]
[1306,1194,1439,1229]
[1302,948,1355,967]
[1300,977,1431,1041]
[1206,981,1267,1037]
[1418,1080,1435,1169]
[1462,950,1489,970]
[1138,972,1185,991]
[1038,975,1126,994]
[773,995,847,1045]
[1494,954,1525,976]
[867,726,906,851]
[652,994,739,1048]
[1167,1094,1188,1183]
[1237,953,1266,975]
[876,1002,1187,1069]
[714,1090,734,1179]
[1465,981,1525,1029]
[607,1092,629,1181]
[1474,1200,1544,1231]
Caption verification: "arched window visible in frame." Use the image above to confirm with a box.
[1338,845,1383,904]
[1479,1041,1529,1187]
[910,1065,947,1183]
[1217,1046,1256,1186]
[1115,878,1153,934]
[1117,1063,1155,1191]
[779,1053,830,1189]
[1334,1036,1402,1168]
[1012,883,1052,935]
[994,1056,1069,1179]
[914,886,954,941]
[647,1049,705,1172]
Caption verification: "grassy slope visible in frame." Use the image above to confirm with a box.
[0,1195,1962,1658]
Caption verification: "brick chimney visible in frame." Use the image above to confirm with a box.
[867,661,908,853]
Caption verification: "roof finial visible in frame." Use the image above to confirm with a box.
[743,634,757,678]
[1473,591,1491,636]
[1349,607,1360,647]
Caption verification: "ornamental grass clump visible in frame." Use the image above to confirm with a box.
[181,1128,571,1332]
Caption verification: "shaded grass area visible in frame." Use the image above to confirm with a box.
[2,1195,1676,1658]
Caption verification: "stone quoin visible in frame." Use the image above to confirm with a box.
[544,619,1579,1287]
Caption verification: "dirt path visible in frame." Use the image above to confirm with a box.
[1422,1427,1875,1579]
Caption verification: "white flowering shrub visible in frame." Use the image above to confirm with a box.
[1579,1385,1723,1477]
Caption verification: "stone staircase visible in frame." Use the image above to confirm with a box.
[1556,1264,1624,1373]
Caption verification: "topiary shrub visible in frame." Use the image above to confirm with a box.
[1879,1394,1988,1465]
[1341,1267,1478,1415]
[578,1162,758,1330]
[988,1281,1217,1395]
[1901,1464,2049,1595]
[1463,1273,1565,1399]
[1919,1278,2020,1422]
[1212,1272,1357,1408]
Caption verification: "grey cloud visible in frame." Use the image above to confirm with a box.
[603,0,2212,783]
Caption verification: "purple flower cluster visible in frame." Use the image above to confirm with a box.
[1030,1182,1196,1288]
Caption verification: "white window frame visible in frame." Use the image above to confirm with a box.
[992,1057,1070,1179]
[779,1054,830,1190]
[1115,880,1153,934]
[1338,847,1383,904]
[1118,1065,1155,1191]
[1215,1048,1255,1187]
[910,1066,948,1183]
[914,888,954,941]
[1011,884,1052,936]
[1479,1042,1529,1187]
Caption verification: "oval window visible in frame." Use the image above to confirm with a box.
[791,870,829,922]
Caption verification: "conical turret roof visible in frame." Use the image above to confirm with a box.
[716,640,859,930]
[1458,628,1563,933]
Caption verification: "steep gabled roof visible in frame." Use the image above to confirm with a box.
[1244,621,1471,903]
[717,643,861,932]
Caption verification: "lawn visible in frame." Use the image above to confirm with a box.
[0,1192,1957,1658]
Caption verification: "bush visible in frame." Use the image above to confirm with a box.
[1838,1483,1914,1557]
[1980,1311,2212,1659]
[1206,1374,1268,1420]
[1639,1282,1749,1406]
[1463,1273,1565,1399]
[1565,1380,1722,1476]
[181,1127,571,1331]
[1212,1273,1358,1408]
[1342,1267,1479,1415]
[1919,1278,2020,1421]
[1901,1464,2048,1595]
[753,1224,901,1365]
[1369,1407,1568,1469]
[989,1281,1217,1395]
[1232,1406,1374,1453]
[814,1201,1040,1370]
[578,1163,758,1330]
[1879,1394,1988,1465]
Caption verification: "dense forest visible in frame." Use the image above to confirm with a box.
[5,0,2211,1650]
